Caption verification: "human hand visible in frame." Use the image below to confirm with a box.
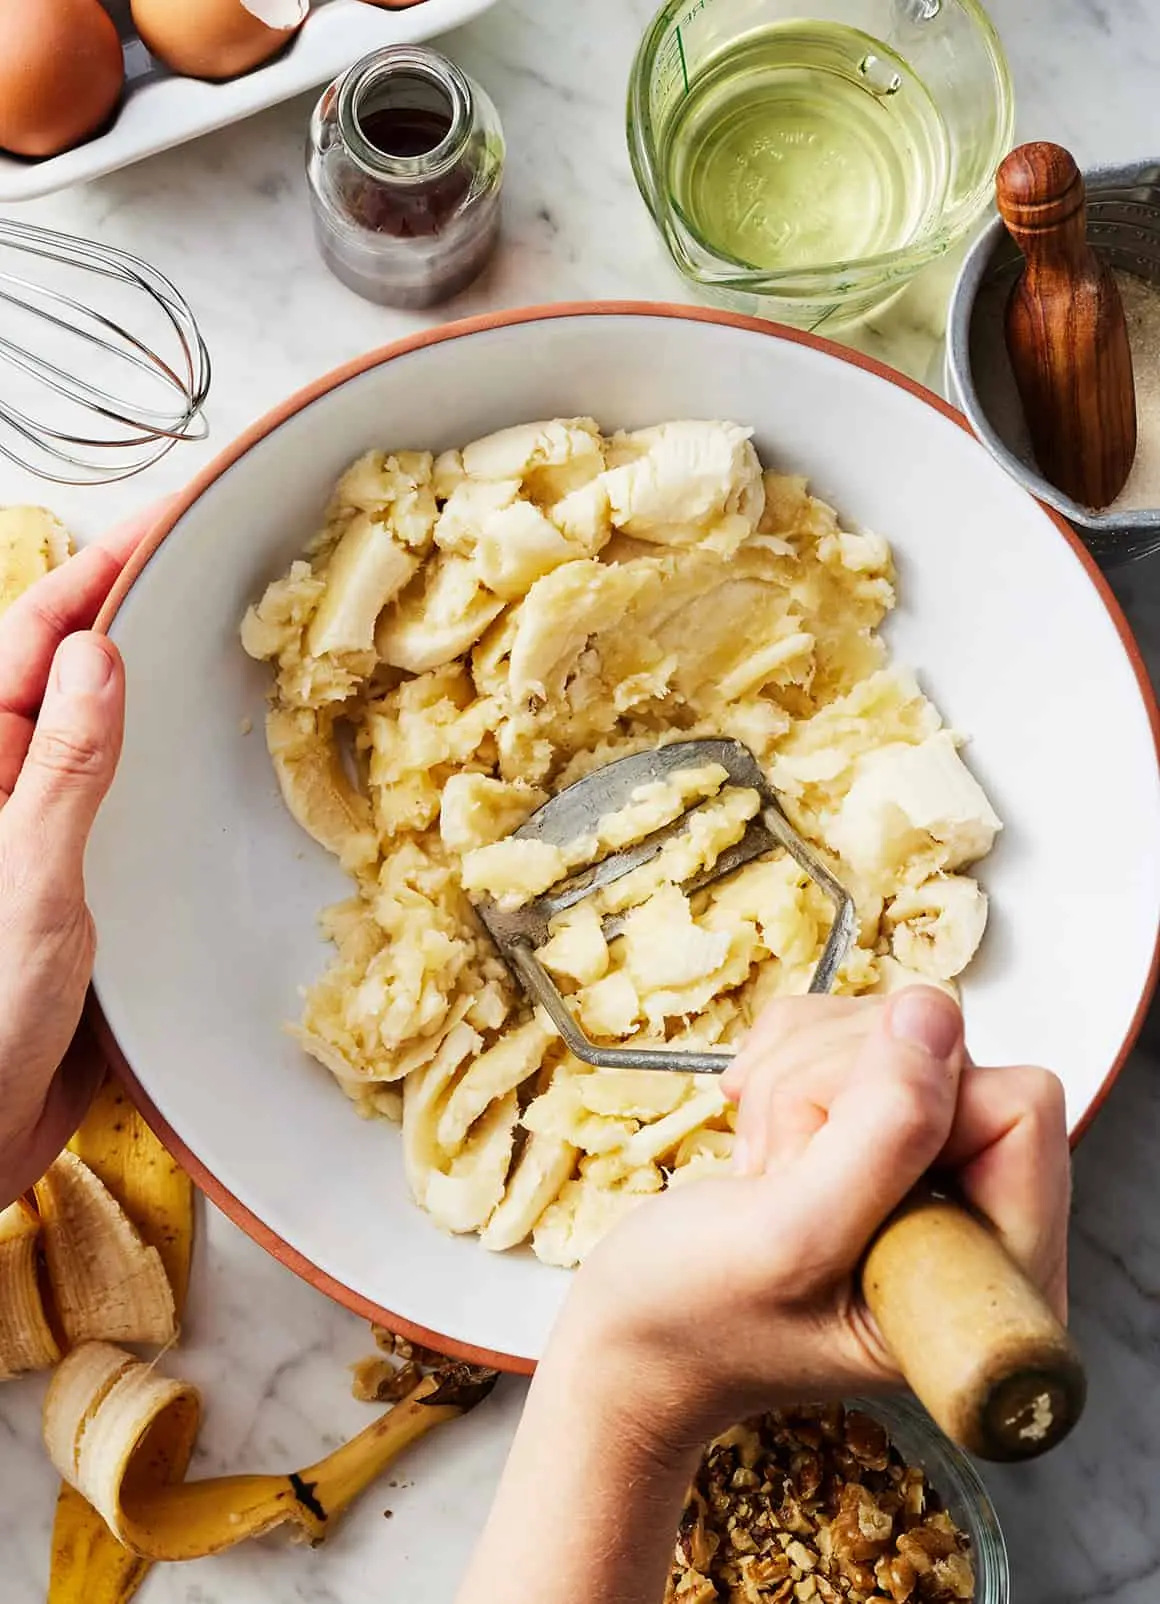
[456,988,1071,1604]
[0,514,159,1206]
[563,986,1070,1451]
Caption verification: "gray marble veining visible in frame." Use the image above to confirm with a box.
[1,2,1158,1599]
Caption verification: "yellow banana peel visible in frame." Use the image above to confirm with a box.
[68,1074,195,1316]
[43,1075,495,1595]
[0,1199,61,1379]
[47,1490,153,1604]
[34,1151,177,1348]
[48,1075,196,1604]
[44,1341,497,1561]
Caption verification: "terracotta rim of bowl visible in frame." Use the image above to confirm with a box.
[90,299,1160,1375]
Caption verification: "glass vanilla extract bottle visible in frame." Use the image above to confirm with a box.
[307,45,505,310]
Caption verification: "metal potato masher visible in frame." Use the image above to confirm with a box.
[472,737,1088,1464]
[472,737,856,1074]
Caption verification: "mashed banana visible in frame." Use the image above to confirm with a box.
[242,418,1001,1267]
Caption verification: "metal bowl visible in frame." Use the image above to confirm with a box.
[947,159,1160,568]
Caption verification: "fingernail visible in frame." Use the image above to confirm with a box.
[55,635,113,695]
[889,990,961,1061]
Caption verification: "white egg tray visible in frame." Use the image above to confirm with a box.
[0,0,501,203]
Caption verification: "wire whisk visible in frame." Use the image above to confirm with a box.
[0,219,211,486]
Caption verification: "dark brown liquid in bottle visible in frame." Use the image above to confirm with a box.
[315,60,502,309]
[358,107,452,160]
[342,104,472,243]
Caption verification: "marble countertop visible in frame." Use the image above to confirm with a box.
[1,2,1159,1600]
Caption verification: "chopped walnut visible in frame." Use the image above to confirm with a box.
[666,1405,975,1604]
[349,1356,422,1402]
[932,1554,975,1600]
[352,1323,462,1404]
[786,1540,817,1572]
[670,1574,719,1604]
[846,1411,892,1471]
[370,1324,449,1369]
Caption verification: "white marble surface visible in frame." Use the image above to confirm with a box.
[1,1,1159,1600]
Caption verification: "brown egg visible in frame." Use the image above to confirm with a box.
[0,0,124,159]
[130,0,309,81]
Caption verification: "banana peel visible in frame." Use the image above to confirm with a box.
[44,1079,495,1591]
[46,1500,152,1604]
[68,1075,194,1316]
[48,1075,195,1604]
[0,1079,185,1380]
[44,1341,497,1560]
[34,1151,176,1348]
[0,1070,195,1602]
[0,1199,61,1378]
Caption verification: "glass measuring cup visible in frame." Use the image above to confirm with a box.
[628,0,1014,331]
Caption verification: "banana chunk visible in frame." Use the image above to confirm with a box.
[532,1178,650,1270]
[436,1017,555,1154]
[601,420,765,554]
[576,1069,689,1121]
[0,505,72,614]
[575,971,640,1039]
[459,838,569,909]
[505,558,651,702]
[266,707,378,872]
[475,500,582,599]
[306,515,419,657]
[462,416,605,502]
[439,773,547,854]
[376,554,506,674]
[424,1091,520,1235]
[828,731,1001,882]
[590,763,728,851]
[885,875,989,980]
[538,903,610,987]
[434,478,522,556]
[480,1131,577,1253]
[872,955,960,1002]
[328,449,437,539]
[619,884,731,992]
[402,1022,483,1207]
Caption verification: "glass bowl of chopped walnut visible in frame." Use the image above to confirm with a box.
[668,1397,1007,1604]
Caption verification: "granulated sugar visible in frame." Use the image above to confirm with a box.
[1110,270,1160,513]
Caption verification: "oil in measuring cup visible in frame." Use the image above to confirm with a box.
[662,20,951,273]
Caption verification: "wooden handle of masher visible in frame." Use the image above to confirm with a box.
[996,140,1136,507]
[860,1187,1086,1462]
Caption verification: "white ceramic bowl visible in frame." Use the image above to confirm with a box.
[89,304,1160,1371]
